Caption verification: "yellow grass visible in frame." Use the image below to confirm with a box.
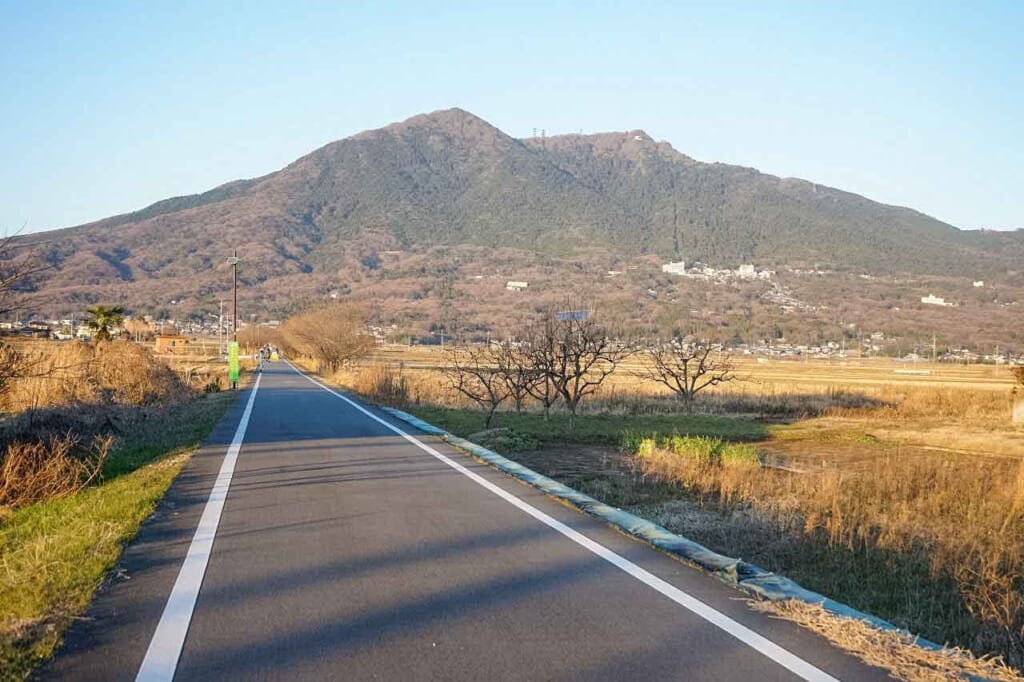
[751,600,1024,682]
[633,439,1024,668]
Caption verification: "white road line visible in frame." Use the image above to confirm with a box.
[288,362,839,682]
[136,374,262,682]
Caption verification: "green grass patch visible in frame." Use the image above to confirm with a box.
[406,406,766,448]
[625,434,760,467]
[0,391,235,680]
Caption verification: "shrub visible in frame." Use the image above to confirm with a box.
[0,434,111,511]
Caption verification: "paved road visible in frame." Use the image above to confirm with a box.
[43,362,888,681]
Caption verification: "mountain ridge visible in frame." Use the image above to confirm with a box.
[11,108,1024,321]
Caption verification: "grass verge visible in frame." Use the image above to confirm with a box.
[0,391,235,680]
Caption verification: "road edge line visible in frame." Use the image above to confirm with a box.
[135,373,262,682]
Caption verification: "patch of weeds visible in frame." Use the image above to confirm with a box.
[464,428,541,453]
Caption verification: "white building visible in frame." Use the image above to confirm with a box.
[973,281,984,288]
[506,281,528,291]
[921,294,952,307]
[737,263,756,278]
[660,261,687,275]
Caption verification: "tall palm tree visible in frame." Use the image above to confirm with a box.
[85,305,125,341]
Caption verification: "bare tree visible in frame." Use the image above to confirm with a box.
[638,339,737,411]
[281,302,375,372]
[0,232,49,318]
[529,308,634,428]
[495,341,544,413]
[0,233,53,403]
[443,344,510,428]
[521,322,560,419]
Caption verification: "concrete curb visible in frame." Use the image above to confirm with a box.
[379,406,948,655]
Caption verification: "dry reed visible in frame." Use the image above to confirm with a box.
[634,444,1024,668]
[752,599,1024,682]
[0,434,111,511]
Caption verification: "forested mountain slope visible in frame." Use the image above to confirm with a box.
[13,108,1023,319]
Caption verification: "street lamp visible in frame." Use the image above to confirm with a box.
[226,251,240,389]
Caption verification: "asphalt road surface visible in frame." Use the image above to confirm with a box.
[43,362,890,681]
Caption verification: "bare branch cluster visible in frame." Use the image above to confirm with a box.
[637,339,737,410]
[281,302,375,372]
[0,232,49,317]
[443,344,513,428]
[443,304,634,428]
[523,312,634,426]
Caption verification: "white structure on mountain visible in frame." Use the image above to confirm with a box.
[921,294,952,307]
[661,261,686,275]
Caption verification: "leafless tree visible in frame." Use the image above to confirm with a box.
[0,232,53,402]
[443,344,510,428]
[281,302,375,372]
[0,232,49,318]
[528,307,634,428]
[521,321,560,419]
[637,339,737,411]
[494,341,545,413]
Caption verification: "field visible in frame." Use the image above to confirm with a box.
[322,345,1024,675]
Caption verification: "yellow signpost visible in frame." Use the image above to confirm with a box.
[229,341,240,387]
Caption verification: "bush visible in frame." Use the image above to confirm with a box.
[0,341,189,413]
[0,340,195,512]
[0,434,111,511]
[624,433,760,468]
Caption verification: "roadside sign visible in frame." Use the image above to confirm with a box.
[229,341,240,385]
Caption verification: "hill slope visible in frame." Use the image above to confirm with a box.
[13,108,1024,319]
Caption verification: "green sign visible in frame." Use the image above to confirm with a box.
[228,341,240,384]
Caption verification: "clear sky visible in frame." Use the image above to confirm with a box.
[2,0,1021,234]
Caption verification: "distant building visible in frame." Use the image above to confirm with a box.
[973,281,985,288]
[506,281,528,291]
[661,261,686,275]
[921,294,952,307]
[23,321,52,338]
[737,264,756,278]
[155,333,190,353]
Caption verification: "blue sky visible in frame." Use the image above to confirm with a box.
[2,0,1021,234]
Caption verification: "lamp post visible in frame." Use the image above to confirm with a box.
[226,251,240,388]
[226,251,239,341]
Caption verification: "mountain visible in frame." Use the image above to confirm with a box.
[11,108,1024,335]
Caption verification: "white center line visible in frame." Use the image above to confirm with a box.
[136,373,262,682]
[289,361,839,682]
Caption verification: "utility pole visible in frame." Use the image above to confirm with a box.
[226,251,240,388]
[231,250,238,342]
